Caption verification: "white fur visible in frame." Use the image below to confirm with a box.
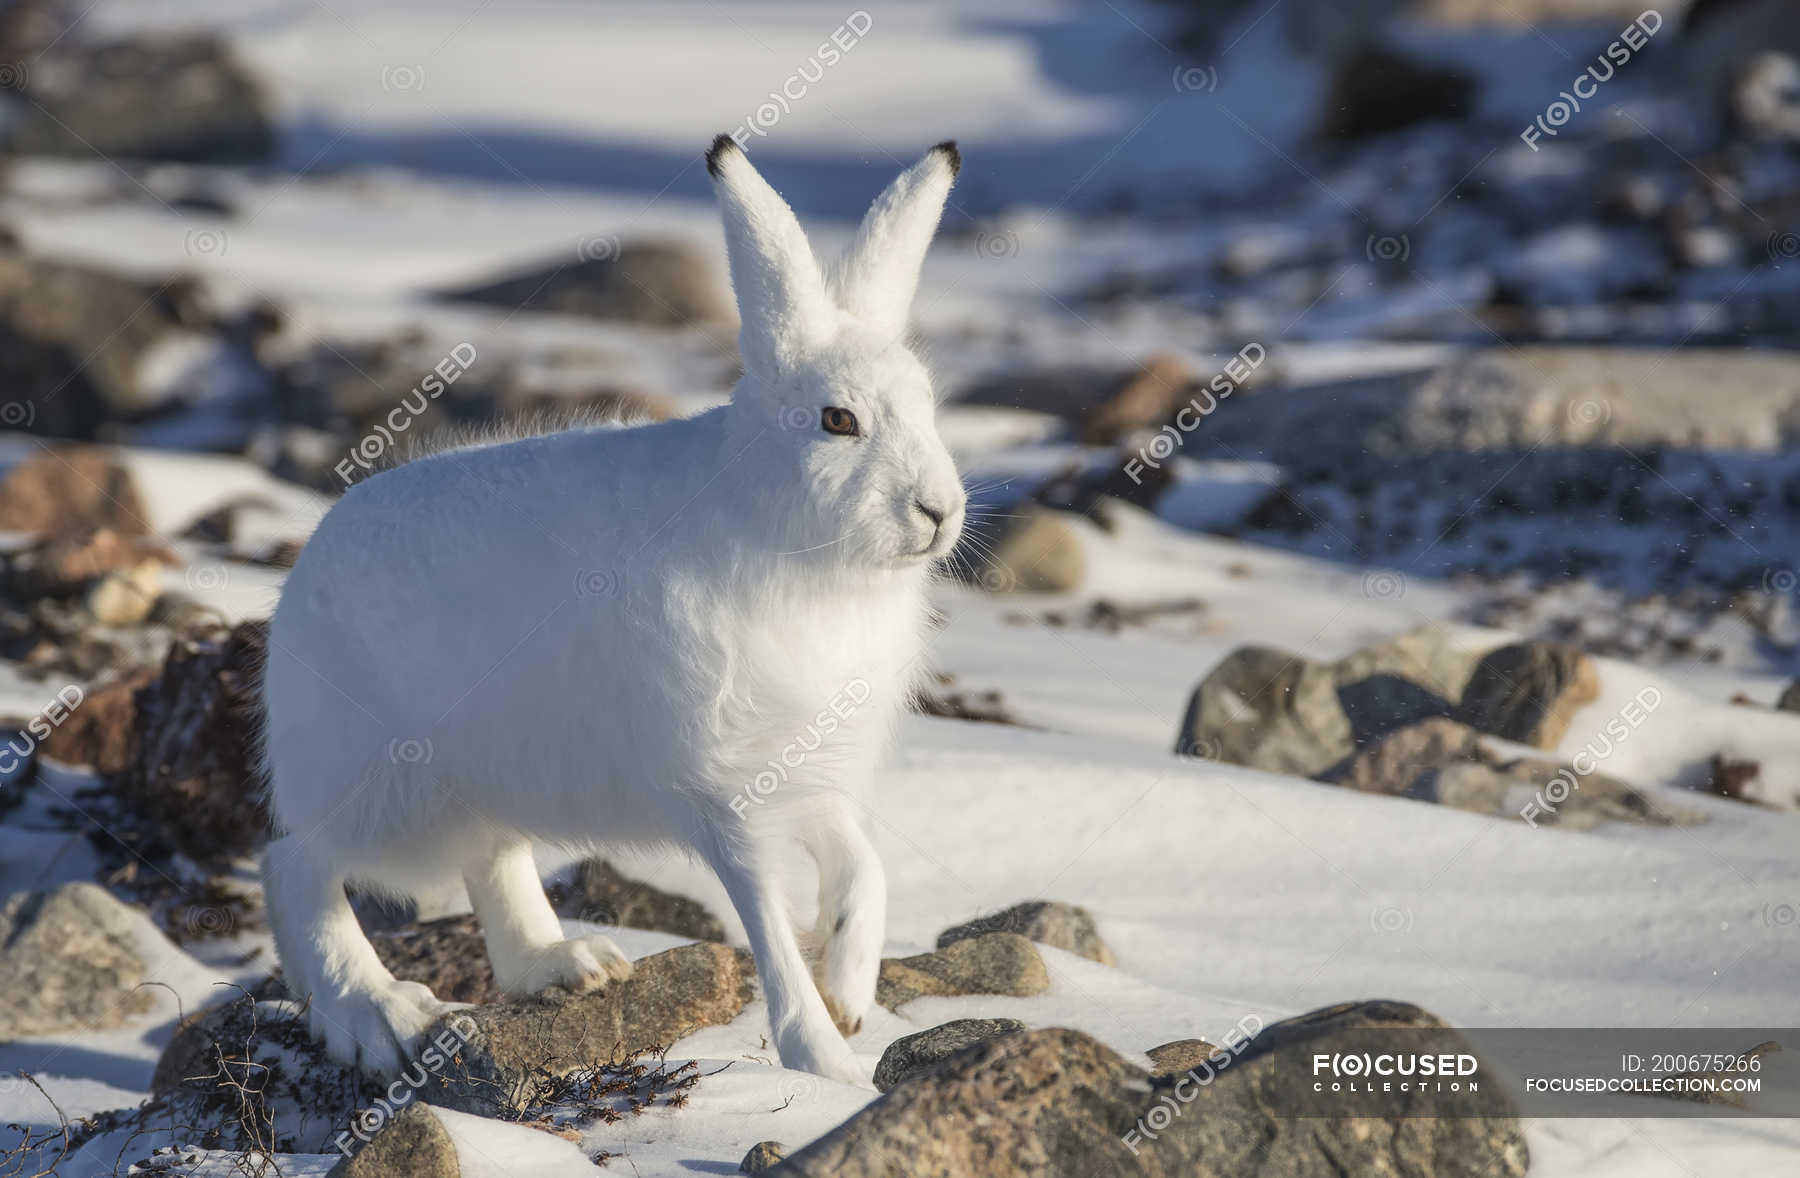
[261,138,965,1085]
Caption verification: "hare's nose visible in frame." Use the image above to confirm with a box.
[913,499,947,527]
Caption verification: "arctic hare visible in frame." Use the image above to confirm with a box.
[260,136,965,1085]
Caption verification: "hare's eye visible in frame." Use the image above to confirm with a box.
[820,407,860,437]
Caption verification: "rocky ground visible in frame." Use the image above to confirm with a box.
[1,0,1799,1174]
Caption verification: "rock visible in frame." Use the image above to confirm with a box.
[548,858,726,942]
[1777,681,1800,712]
[0,528,178,600]
[1456,642,1599,749]
[0,448,150,536]
[2,33,273,162]
[1175,645,1350,775]
[0,882,154,1039]
[327,1102,459,1178]
[954,507,1086,595]
[84,560,166,626]
[1143,1038,1221,1077]
[937,901,1114,967]
[1173,627,1492,777]
[1398,348,1800,455]
[369,914,503,1005]
[111,619,268,866]
[775,1002,1527,1178]
[39,667,152,775]
[1684,0,1800,139]
[1702,753,1762,802]
[439,240,730,326]
[417,942,755,1116]
[959,356,1226,445]
[153,987,381,1154]
[739,1140,787,1174]
[0,256,232,436]
[875,933,1050,1011]
[873,1018,1025,1092]
[1439,758,1704,827]
[1317,43,1476,141]
[1079,355,1194,444]
[1327,716,1486,797]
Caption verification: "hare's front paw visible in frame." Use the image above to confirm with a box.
[310,979,450,1076]
[498,934,633,996]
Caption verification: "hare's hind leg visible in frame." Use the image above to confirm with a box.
[464,839,632,995]
[804,807,885,1038]
[263,835,449,1075]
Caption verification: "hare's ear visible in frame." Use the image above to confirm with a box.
[831,141,959,339]
[705,135,833,376]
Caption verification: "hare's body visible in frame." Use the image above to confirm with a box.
[263,138,965,1085]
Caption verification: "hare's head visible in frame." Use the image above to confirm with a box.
[707,136,965,571]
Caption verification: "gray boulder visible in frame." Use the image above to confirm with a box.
[1456,642,1599,750]
[549,857,726,942]
[0,883,155,1039]
[1174,625,1483,776]
[773,1001,1527,1178]
[327,1103,459,1178]
[937,901,1114,967]
[873,1018,1025,1092]
[2,34,272,161]
[439,240,730,327]
[875,933,1050,1011]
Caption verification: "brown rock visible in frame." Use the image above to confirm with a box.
[39,667,153,774]
[1457,642,1599,749]
[1081,355,1194,444]
[937,901,1114,966]
[327,1102,460,1178]
[112,619,268,866]
[549,858,726,942]
[955,507,1086,595]
[1143,1038,1222,1077]
[417,942,756,1116]
[875,933,1049,1011]
[0,447,150,536]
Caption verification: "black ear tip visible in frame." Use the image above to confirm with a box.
[932,140,961,177]
[705,134,739,178]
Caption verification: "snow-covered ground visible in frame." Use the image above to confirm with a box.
[3,0,1798,1174]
